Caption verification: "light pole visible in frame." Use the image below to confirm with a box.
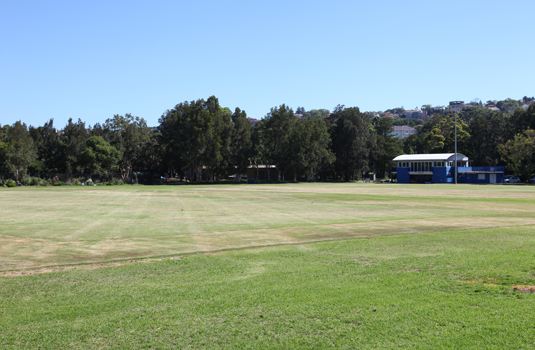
[454,112,457,184]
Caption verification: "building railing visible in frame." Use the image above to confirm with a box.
[457,166,504,173]
[392,166,505,174]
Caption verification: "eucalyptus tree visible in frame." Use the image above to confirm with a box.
[422,114,470,154]
[300,118,335,181]
[328,105,376,181]
[231,107,252,182]
[1,121,37,182]
[510,104,535,137]
[262,104,298,181]
[203,98,232,182]
[29,119,61,173]
[159,96,229,183]
[373,117,403,178]
[250,124,266,180]
[467,111,510,166]
[159,100,207,182]
[103,114,155,180]
[59,118,89,174]
[81,136,120,176]
[499,128,535,180]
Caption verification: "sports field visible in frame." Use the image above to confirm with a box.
[1,183,535,348]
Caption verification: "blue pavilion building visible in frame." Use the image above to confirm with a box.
[391,153,505,184]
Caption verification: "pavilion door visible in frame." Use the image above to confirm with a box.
[490,174,496,184]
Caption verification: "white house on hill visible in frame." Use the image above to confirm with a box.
[391,125,416,138]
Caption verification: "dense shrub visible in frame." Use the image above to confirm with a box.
[6,179,17,187]
[68,178,81,186]
[110,179,124,185]
[21,178,31,186]
[52,181,64,186]
[30,177,42,186]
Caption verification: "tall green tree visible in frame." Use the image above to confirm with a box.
[103,114,155,180]
[373,117,403,178]
[159,96,229,183]
[300,118,335,181]
[328,105,376,181]
[510,104,535,137]
[81,136,120,175]
[421,114,470,154]
[498,129,535,181]
[262,104,298,181]
[250,124,266,180]
[467,111,510,166]
[204,100,232,182]
[159,100,206,182]
[231,107,252,182]
[29,119,61,173]
[58,118,89,174]
[1,121,37,183]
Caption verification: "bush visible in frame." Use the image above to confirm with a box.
[52,181,64,186]
[69,178,81,186]
[6,179,16,188]
[21,178,31,186]
[30,177,42,186]
[86,179,93,186]
[110,179,124,186]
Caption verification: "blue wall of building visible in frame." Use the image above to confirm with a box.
[394,166,504,184]
[397,167,410,183]
[458,172,504,184]
[432,167,449,183]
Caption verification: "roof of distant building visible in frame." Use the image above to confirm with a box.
[247,118,261,125]
[392,125,416,131]
[393,153,468,162]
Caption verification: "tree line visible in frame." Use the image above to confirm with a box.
[1,95,535,184]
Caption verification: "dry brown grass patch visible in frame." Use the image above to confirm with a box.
[512,285,535,293]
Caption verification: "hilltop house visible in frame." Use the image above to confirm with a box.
[391,125,416,138]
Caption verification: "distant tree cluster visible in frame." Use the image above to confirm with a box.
[156,98,392,182]
[0,115,158,183]
[2,95,535,184]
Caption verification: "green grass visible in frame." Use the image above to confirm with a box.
[1,183,535,348]
[2,183,535,271]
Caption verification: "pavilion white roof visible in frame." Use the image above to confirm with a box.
[393,153,468,161]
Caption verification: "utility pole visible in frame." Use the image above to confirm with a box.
[454,112,458,184]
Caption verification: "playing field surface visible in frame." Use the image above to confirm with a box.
[2,183,535,348]
[2,183,534,272]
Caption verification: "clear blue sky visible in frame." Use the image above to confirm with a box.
[1,0,534,128]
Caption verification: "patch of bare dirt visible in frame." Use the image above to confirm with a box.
[512,285,535,293]
[0,257,183,277]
